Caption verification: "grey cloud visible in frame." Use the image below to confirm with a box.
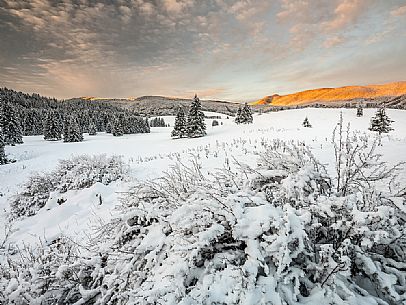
[0,0,405,100]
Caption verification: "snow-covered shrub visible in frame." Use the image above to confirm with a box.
[9,173,54,219]
[2,136,405,304]
[0,236,85,304]
[55,155,127,192]
[10,155,127,218]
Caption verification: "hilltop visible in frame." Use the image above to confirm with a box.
[252,81,406,106]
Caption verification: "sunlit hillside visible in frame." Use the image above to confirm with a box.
[253,81,406,106]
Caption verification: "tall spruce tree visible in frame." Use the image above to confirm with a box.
[63,116,83,142]
[0,127,8,165]
[171,107,187,138]
[1,101,23,145]
[369,108,393,136]
[43,111,62,141]
[187,94,206,138]
[23,109,43,136]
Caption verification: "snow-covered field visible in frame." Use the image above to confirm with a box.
[1,108,406,304]
[1,108,405,246]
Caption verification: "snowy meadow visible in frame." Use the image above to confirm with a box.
[1,108,406,304]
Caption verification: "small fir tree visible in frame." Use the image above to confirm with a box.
[302,117,312,128]
[241,103,253,124]
[171,107,187,138]
[369,108,393,140]
[43,111,62,141]
[187,94,206,138]
[235,103,253,124]
[356,105,363,117]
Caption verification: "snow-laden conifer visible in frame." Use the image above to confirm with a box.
[187,94,206,138]
[241,103,253,123]
[235,106,242,124]
[112,116,124,136]
[356,104,363,117]
[0,127,8,165]
[302,116,312,127]
[43,110,62,141]
[369,107,393,135]
[235,103,253,124]
[171,107,187,138]
[63,116,83,142]
[0,101,23,145]
[88,121,97,136]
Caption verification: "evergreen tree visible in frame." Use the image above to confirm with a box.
[88,121,97,136]
[43,111,62,141]
[356,105,363,117]
[63,117,83,142]
[144,118,150,133]
[303,117,312,128]
[369,108,393,136]
[171,107,187,138]
[0,127,8,165]
[240,103,253,124]
[23,109,43,136]
[112,116,124,136]
[1,101,23,145]
[150,117,167,127]
[235,107,242,124]
[62,114,69,138]
[105,121,112,133]
[187,94,206,138]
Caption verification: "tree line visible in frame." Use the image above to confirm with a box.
[0,88,150,164]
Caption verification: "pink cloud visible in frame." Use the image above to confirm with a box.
[323,35,344,48]
[391,5,406,16]
[323,0,366,32]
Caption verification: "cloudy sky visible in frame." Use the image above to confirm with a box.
[0,0,405,101]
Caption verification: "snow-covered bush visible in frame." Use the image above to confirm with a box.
[10,155,127,218]
[2,135,405,304]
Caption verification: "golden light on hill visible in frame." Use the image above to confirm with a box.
[252,81,406,106]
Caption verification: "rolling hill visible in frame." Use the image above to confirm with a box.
[72,96,242,116]
[252,81,406,106]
